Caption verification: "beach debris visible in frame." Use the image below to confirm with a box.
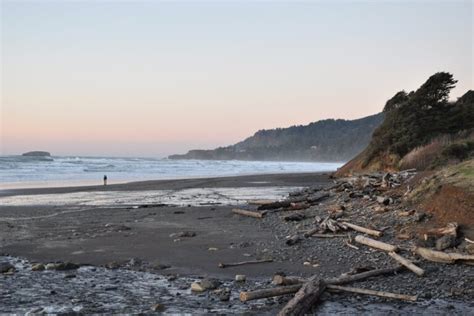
[173,231,196,238]
[232,208,266,219]
[235,274,246,282]
[426,222,458,237]
[289,202,310,211]
[388,252,424,276]
[285,234,302,246]
[218,259,273,268]
[241,266,403,302]
[272,274,305,286]
[240,284,303,302]
[283,212,306,221]
[341,221,382,237]
[277,276,326,316]
[435,235,458,251]
[413,247,474,264]
[104,261,122,269]
[0,262,15,274]
[31,263,45,271]
[150,303,166,312]
[354,235,398,252]
[326,285,417,302]
[257,201,291,210]
[45,262,79,271]
[191,278,221,292]
[213,288,231,301]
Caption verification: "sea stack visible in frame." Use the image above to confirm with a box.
[21,151,51,157]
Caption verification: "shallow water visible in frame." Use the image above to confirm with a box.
[2,256,472,315]
[0,156,342,189]
[0,256,272,314]
[0,187,299,208]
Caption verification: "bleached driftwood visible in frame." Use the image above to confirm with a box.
[388,252,424,276]
[327,285,417,302]
[277,276,326,316]
[232,208,265,219]
[413,247,474,264]
[272,275,306,286]
[342,222,382,237]
[355,235,398,252]
[218,259,273,268]
[240,284,302,302]
[242,266,402,302]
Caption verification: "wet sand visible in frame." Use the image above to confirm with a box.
[0,172,330,279]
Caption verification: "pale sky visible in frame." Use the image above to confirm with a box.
[1,0,472,157]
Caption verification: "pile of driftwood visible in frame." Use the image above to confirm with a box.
[227,171,473,314]
[235,221,474,315]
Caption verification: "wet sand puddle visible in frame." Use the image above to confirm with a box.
[0,256,272,314]
[2,256,472,315]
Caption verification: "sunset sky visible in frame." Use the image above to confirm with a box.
[1,1,472,157]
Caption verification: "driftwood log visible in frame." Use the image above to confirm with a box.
[241,266,403,302]
[354,235,398,252]
[218,259,273,268]
[240,284,302,302]
[342,222,382,237]
[414,247,474,264]
[257,201,291,210]
[272,275,306,286]
[277,276,326,316]
[232,209,265,219]
[327,285,417,302]
[388,252,424,276]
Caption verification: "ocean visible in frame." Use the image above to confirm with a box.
[0,155,343,189]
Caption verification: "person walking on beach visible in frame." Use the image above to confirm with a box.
[103,175,107,186]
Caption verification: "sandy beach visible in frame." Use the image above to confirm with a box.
[1,172,473,314]
[0,173,330,278]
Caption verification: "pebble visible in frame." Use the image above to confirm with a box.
[150,303,166,312]
[235,274,246,282]
[0,262,15,273]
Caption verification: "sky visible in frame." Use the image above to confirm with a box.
[1,0,472,157]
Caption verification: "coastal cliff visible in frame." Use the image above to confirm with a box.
[169,113,384,162]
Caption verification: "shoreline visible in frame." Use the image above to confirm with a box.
[1,171,472,314]
[0,172,331,197]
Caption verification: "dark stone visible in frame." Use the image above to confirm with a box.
[436,235,457,251]
[0,262,15,273]
[200,278,221,290]
[177,231,196,238]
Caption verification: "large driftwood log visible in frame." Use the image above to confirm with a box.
[306,192,329,204]
[414,247,474,264]
[325,265,403,285]
[218,259,273,268]
[243,266,403,301]
[327,285,417,302]
[232,208,265,219]
[388,252,424,276]
[354,235,398,252]
[289,202,310,210]
[257,201,291,210]
[240,284,302,302]
[342,222,382,237]
[277,276,326,316]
